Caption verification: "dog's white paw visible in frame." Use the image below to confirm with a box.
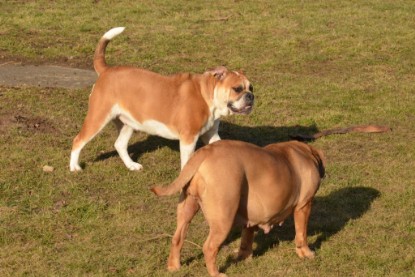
[70,164,82,172]
[127,162,143,171]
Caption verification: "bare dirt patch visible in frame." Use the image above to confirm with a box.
[14,114,58,133]
[0,62,96,89]
[0,113,58,134]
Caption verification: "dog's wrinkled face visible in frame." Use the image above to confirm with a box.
[207,67,254,116]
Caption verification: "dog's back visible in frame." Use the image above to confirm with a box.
[264,140,325,179]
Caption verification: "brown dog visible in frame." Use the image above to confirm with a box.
[151,140,325,277]
[70,27,254,171]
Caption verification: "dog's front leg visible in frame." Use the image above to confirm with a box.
[179,136,198,169]
[201,120,221,145]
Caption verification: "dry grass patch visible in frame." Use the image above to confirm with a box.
[1,1,415,276]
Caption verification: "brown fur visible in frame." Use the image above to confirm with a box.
[151,140,325,276]
[70,28,254,171]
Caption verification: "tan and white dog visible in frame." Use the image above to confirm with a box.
[70,27,254,171]
[151,140,325,277]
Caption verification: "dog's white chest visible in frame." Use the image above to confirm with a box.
[199,106,220,135]
[200,117,215,135]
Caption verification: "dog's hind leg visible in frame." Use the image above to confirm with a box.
[202,198,236,276]
[167,192,200,272]
[114,124,142,171]
[70,102,113,171]
[293,201,315,259]
[112,117,124,132]
[237,226,255,261]
[203,220,233,277]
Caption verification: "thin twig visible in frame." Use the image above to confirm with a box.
[0,61,20,67]
[200,16,231,22]
[139,233,203,249]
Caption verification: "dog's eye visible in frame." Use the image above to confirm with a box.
[249,84,253,93]
[233,86,244,93]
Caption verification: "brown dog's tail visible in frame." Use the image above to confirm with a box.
[150,147,210,196]
[93,27,125,75]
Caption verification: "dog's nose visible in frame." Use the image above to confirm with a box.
[245,92,254,103]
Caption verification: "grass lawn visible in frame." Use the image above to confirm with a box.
[1,1,414,276]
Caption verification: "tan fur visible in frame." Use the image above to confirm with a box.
[151,140,325,277]
[70,28,254,171]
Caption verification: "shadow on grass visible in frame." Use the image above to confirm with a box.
[95,122,319,163]
[219,186,380,273]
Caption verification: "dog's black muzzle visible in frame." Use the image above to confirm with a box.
[244,92,254,105]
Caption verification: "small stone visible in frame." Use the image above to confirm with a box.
[43,165,54,172]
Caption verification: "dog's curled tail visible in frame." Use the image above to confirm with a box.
[94,27,125,75]
[151,147,210,197]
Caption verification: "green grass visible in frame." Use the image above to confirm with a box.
[1,1,415,276]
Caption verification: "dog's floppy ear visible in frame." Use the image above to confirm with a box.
[205,66,228,80]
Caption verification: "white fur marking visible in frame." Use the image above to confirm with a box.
[135,120,178,139]
[112,105,179,140]
[208,134,220,144]
[230,95,247,110]
[180,138,198,169]
[103,27,125,40]
[70,148,82,171]
[200,111,216,135]
[201,120,221,144]
[213,87,231,117]
[114,125,143,171]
